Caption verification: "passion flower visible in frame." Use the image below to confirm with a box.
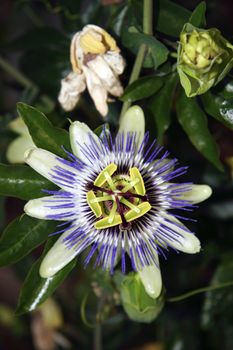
[23,106,212,298]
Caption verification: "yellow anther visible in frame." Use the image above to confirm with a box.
[120,198,140,213]
[86,191,102,218]
[79,33,106,54]
[95,214,122,229]
[94,163,117,187]
[129,167,146,196]
[125,202,151,222]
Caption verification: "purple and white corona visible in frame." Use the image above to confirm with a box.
[24,106,212,298]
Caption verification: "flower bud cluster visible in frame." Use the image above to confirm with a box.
[181,30,222,70]
[177,23,233,97]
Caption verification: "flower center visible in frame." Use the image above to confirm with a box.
[86,163,151,230]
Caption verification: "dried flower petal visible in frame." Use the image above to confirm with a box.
[59,25,125,117]
[58,72,86,111]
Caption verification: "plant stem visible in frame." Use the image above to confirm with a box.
[93,297,104,350]
[94,322,102,350]
[143,0,153,35]
[119,0,153,121]
[0,55,37,90]
[167,280,233,303]
[0,55,54,108]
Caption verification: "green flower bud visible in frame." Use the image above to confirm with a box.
[120,273,164,323]
[177,23,233,97]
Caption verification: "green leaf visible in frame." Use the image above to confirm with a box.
[0,163,56,200]
[176,91,223,171]
[0,215,57,267]
[202,253,233,328]
[122,29,169,69]
[16,237,77,314]
[149,73,178,143]
[201,92,233,129]
[189,1,206,27]
[156,0,191,37]
[17,103,71,158]
[121,76,163,102]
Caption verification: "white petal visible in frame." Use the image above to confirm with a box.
[24,148,78,190]
[178,184,212,204]
[160,214,201,254]
[87,56,123,96]
[103,51,126,75]
[40,228,79,278]
[58,71,86,111]
[118,105,145,145]
[6,134,35,164]
[138,263,162,299]
[69,121,102,164]
[82,65,108,117]
[24,195,76,221]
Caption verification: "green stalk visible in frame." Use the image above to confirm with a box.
[0,55,37,90]
[167,280,233,303]
[119,0,153,120]
[94,296,105,350]
[0,55,54,109]
[94,322,102,350]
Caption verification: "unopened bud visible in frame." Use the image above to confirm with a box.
[177,23,233,97]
